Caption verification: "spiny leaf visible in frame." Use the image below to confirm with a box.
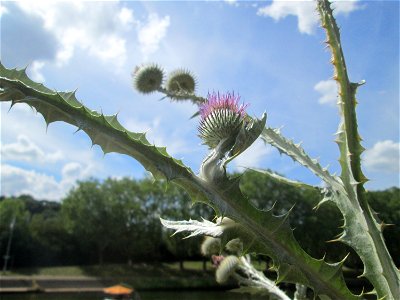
[160,217,237,239]
[261,127,340,189]
[249,168,317,190]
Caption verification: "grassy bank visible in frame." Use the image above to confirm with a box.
[1,261,229,290]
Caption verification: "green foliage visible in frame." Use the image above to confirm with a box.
[62,177,214,264]
[0,196,74,267]
[0,179,215,268]
[62,179,116,264]
[366,188,400,266]
[0,198,28,229]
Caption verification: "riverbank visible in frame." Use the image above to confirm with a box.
[0,262,227,293]
[0,262,369,295]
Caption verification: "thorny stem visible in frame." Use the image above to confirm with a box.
[317,0,400,299]
[157,87,207,103]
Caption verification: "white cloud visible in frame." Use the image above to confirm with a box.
[233,139,272,171]
[61,162,93,185]
[119,7,135,26]
[15,1,135,67]
[1,164,61,200]
[138,13,170,58]
[314,79,337,106]
[1,162,94,201]
[28,60,46,82]
[0,4,9,17]
[123,117,189,156]
[224,0,239,7]
[1,103,100,172]
[332,1,362,15]
[257,0,361,35]
[91,35,127,63]
[1,135,63,164]
[363,140,400,173]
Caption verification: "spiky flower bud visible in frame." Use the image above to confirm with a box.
[201,237,221,257]
[133,64,163,94]
[166,69,196,95]
[225,238,243,255]
[215,255,239,283]
[198,92,248,149]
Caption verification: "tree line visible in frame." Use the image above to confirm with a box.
[1,172,398,270]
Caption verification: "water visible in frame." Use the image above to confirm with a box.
[0,291,268,300]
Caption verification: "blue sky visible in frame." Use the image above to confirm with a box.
[1,0,399,201]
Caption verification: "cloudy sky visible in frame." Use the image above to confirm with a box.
[1,0,398,201]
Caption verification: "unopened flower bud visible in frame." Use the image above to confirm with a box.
[215,255,239,283]
[133,64,163,94]
[166,69,196,96]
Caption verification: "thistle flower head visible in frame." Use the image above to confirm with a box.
[198,92,249,149]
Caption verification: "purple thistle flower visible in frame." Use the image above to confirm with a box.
[199,92,248,121]
[198,92,249,149]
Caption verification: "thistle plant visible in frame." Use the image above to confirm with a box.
[0,1,398,299]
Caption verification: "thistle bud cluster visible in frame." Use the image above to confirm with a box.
[132,64,197,99]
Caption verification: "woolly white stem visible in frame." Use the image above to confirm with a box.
[234,255,291,300]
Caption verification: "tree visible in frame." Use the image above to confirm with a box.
[367,187,400,266]
[0,198,31,269]
[61,176,214,266]
[62,179,118,265]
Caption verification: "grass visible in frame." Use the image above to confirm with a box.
[2,261,213,277]
[0,261,366,291]
[1,261,227,290]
